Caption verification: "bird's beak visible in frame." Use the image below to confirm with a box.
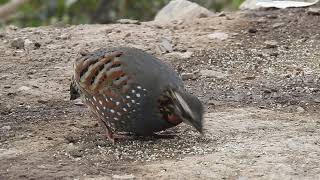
[170,90,203,134]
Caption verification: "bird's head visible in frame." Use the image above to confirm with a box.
[70,75,80,100]
[166,88,204,133]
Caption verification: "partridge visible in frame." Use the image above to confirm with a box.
[70,47,203,142]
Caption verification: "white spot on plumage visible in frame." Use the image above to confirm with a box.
[114,117,119,121]
[116,101,120,106]
[110,109,115,113]
[110,97,113,101]
[123,108,127,112]
[131,89,135,93]
[136,93,141,97]
[137,86,142,89]
[99,100,103,105]
[96,106,100,110]
[126,95,131,99]
[126,103,131,107]
[117,112,121,116]
[103,106,106,110]
[93,96,97,101]
[131,100,135,103]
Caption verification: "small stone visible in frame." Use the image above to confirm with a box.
[18,86,31,91]
[207,32,228,40]
[248,28,257,33]
[181,73,194,80]
[8,25,18,30]
[117,19,141,25]
[37,99,48,104]
[79,48,89,56]
[217,12,226,17]
[269,51,279,57]
[24,39,40,50]
[158,39,173,53]
[112,174,136,180]
[266,14,278,19]
[200,69,228,79]
[1,126,11,131]
[74,99,85,106]
[124,33,131,37]
[11,38,25,49]
[307,8,320,16]
[313,98,320,103]
[58,34,71,40]
[105,28,113,34]
[0,32,6,38]
[272,22,284,29]
[297,106,305,113]
[264,40,278,48]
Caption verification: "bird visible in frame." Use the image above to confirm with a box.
[70,47,203,143]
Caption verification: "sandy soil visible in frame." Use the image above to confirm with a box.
[0,8,320,179]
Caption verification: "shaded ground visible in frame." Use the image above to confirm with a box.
[0,8,320,179]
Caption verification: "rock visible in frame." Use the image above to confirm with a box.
[79,48,89,56]
[18,86,31,91]
[165,51,193,59]
[58,34,71,40]
[24,39,40,50]
[307,8,320,16]
[1,125,11,131]
[117,19,141,25]
[241,0,320,9]
[37,99,48,104]
[154,0,214,22]
[248,28,257,33]
[272,22,284,29]
[207,32,229,40]
[0,32,6,38]
[157,38,173,53]
[112,174,136,180]
[313,98,320,103]
[297,106,305,113]
[200,69,228,79]
[73,99,85,106]
[239,0,259,10]
[181,73,194,80]
[11,38,24,49]
[264,40,278,48]
[217,12,226,17]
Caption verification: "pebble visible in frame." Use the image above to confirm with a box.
[58,34,71,40]
[11,38,25,49]
[117,19,141,25]
[297,106,305,113]
[248,28,257,33]
[307,8,320,16]
[181,73,195,80]
[272,22,284,29]
[207,32,228,40]
[158,38,173,53]
[1,126,11,131]
[18,86,31,91]
[112,174,136,180]
[264,40,278,48]
[200,69,228,79]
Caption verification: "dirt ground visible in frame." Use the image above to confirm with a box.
[0,8,320,180]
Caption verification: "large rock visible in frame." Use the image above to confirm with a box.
[240,0,319,10]
[154,0,214,22]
